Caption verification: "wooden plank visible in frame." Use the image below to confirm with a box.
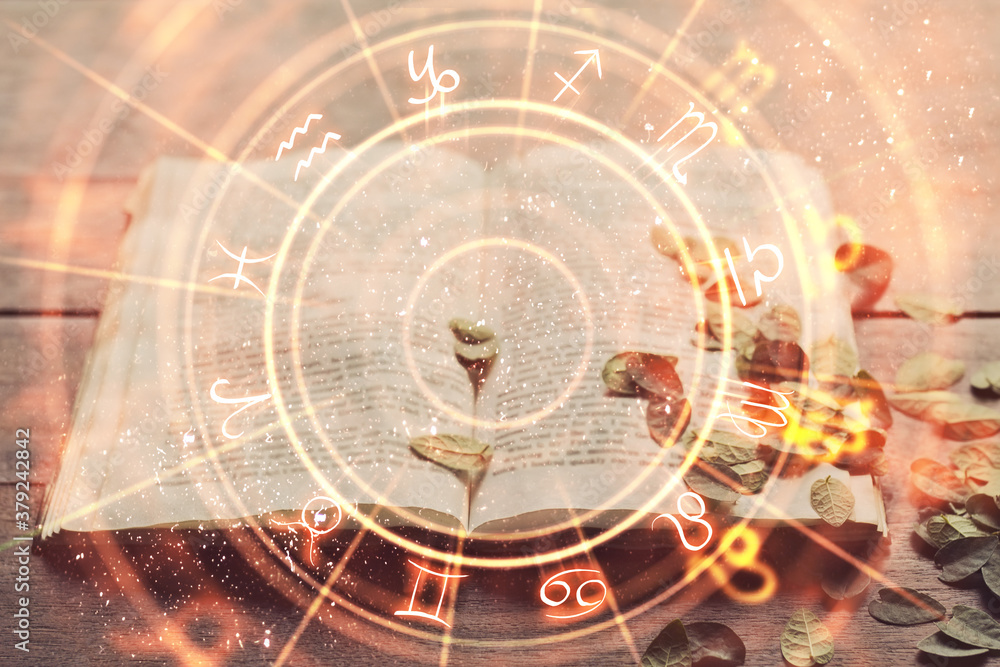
[0,177,131,311]
[3,0,999,309]
[0,317,95,484]
[1,316,997,664]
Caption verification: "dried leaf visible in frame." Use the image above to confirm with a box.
[602,353,640,395]
[980,549,1000,598]
[810,476,855,527]
[705,302,758,350]
[730,460,767,494]
[895,352,966,392]
[603,351,681,397]
[628,353,685,399]
[454,339,499,362]
[820,568,871,600]
[916,631,988,658]
[937,605,1000,650]
[887,390,964,419]
[950,442,1000,476]
[779,610,834,666]
[852,370,893,430]
[895,293,962,325]
[971,367,994,394]
[910,458,972,505]
[934,536,998,583]
[834,243,892,311]
[454,339,498,397]
[966,494,1000,531]
[868,587,946,625]
[924,402,1000,441]
[916,514,988,550]
[650,225,684,261]
[448,317,495,344]
[641,619,692,667]
[749,340,809,386]
[757,305,801,343]
[692,428,759,465]
[810,336,858,384]
[408,434,493,473]
[684,462,742,503]
[705,274,762,308]
[647,398,692,448]
[685,622,746,667]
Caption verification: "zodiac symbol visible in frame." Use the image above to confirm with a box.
[274,113,322,160]
[704,526,778,604]
[270,495,343,566]
[395,560,469,627]
[295,131,343,181]
[715,378,794,438]
[209,378,271,439]
[654,101,718,185]
[407,45,460,104]
[652,491,713,551]
[723,237,784,306]
[539,569,608,619]
[208,241,276,297]
[553,48,602,102]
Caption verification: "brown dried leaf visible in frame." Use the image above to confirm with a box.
[448,317,495,344]
[895,352,966,393]
[895,293,962,325]
[647,397,691,448]
[409,434,493,473]
[934,536,998,583]
[834,243,892,311]
[910,458,972,504]
[915,514,988,550]
[810,336,858,384]
[868,587,946,625]
[924,402,1000,441]
[757,304,801,343]
[886,390,963,419]
[704,302,758,350]
[852,370,893,430]
[780,610,834,666]
[691,428,759,465]
[730,460,767,494]
[966,494,1000,531]
[810,476,855,527]
[628,353,685,400]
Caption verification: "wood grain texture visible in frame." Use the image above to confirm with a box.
[1,0,999,664]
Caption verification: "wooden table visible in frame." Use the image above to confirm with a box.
[2,1,999,664]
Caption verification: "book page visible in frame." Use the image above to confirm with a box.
[468,143,880,533]
[44,143,489,534]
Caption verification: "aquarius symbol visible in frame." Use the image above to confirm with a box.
[407,45,460,104]
[654,101,718,185]
[274,113,322,160]
[652,492,713,551]
[295,131,342,181]
[270,496,343,566]
[208,242,275,297]
[210,378,271,439]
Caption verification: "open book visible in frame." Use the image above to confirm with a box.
[41,138,886,541]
